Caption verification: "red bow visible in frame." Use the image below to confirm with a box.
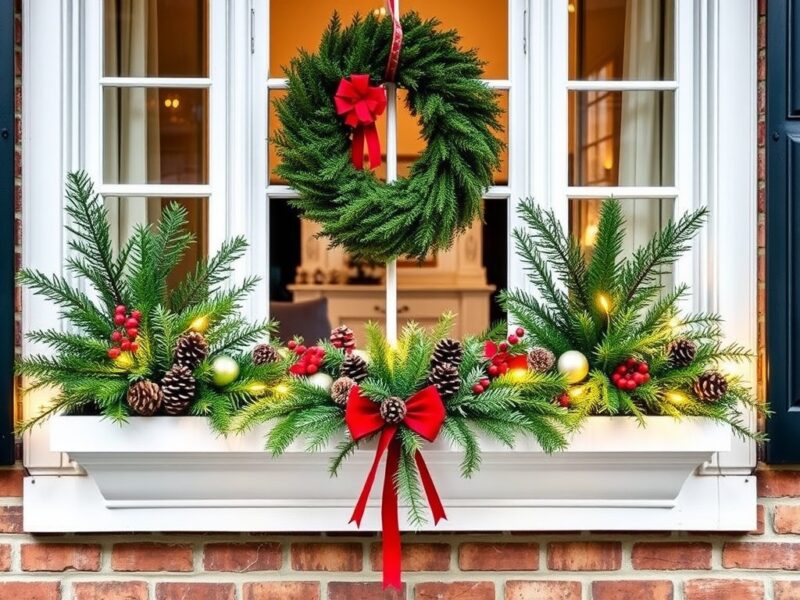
[345,385,447,589]
[334,74,387,170]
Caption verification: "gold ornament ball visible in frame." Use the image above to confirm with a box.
[557,350,589,384]
[212,355,240,387]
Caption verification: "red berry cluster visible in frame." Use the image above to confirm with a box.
[288,340,325,375]
[107,305,141,359]
[556,393,570,408]
[486,327,526,379]
[471,377,492,395]
[611,358,650,391]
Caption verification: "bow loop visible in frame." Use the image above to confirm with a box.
[334,74,387,170]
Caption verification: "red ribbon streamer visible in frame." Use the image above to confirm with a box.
[334,74,387,170]
[383,0,403,83]
[345,385,447,589]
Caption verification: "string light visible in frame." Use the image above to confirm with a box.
[247,382,268,396]
[665,391,688,405]
[568,385,584,399]
[597,293,611,315]
[508,368,529,383]
[274,383,290,396]
[189,315,209,333]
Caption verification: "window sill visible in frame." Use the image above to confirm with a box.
[22,415,756,533]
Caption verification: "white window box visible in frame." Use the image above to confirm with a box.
[22,415,755,533]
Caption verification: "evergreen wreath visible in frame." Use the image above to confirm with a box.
[273,11,504,261]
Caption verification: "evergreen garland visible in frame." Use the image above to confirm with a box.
[233,315,570,527]
[501,198,765,439]
[273,11,504,261]
[17,172,281,432]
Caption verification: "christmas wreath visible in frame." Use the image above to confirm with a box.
[273,9,504,261]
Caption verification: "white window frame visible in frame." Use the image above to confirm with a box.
[21,0,758,529]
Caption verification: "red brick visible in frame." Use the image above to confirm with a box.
[111,543,193,572]
[754,504,765,535]
[73,582,148,600]
[156,583,234,600]
[774,505,800,533]
[0,582,61,600]
[21,543,101,572]
[370,542,449,572]
[722,542,800,569]
[328,582,404,600]
[0,468,23,497]
[775,580,800,600]
[459,542,538,571]
[203,542,281,572]
[631,542,712,570]
[684,579,764,600]
[0,505,23,533]
[291,542,361,571]
[505,580,581,600]
[415,582,494,600]
[243,582,320,600]
[757,469,800,497]
[547,542,621,571]
[592,581,673,600]
[0,544,10,571]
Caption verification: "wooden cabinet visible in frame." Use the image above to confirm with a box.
[289,284,495,340]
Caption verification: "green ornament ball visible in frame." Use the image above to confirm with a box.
[212,355,240,387]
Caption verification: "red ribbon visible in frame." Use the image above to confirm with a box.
[334,74,387,170]
[383,0,403,83]
[345,385,447,589]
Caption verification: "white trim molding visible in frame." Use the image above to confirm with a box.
[23,416,755,533]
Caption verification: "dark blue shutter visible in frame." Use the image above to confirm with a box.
[767,0,800,463]
[0,0,16,465]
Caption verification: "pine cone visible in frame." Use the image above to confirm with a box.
[174,331,209,370]
[380,396,407,424]
[341,353,368,383]
[427,362,461,401]
[330,325,356,352]
[527,347,556,373]
[252,343,279,365]
[331,376,356,406]
[432,338,463,368]
[126,379,163,416]
[668,338,697,367]
[161,364,197,415]
[694,371,728,402]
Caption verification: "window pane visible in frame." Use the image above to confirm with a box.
[569,196,675,288]
[270,198,387,344]
[104,196,208,288]
[269,0,378,78]
[568,0,674,81]
[568,90,674,187]
[103,87,209,184]
[396,89,508,185]
[104,0,208,77]
[402,0,508,80]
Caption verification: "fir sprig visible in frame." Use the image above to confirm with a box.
[503,197,764,439]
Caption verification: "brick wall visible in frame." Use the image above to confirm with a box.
[5,2,795,599]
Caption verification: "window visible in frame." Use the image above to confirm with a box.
[21,0,759,527]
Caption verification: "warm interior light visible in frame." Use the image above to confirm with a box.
[567,3,576,13]
[584,223,599,247]
[164,98,172,108]
[172,98,180,108]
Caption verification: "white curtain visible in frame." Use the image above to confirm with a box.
[618,0,674,255]
[103,0,161,250]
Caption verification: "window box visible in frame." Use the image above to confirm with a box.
[22,415,753,533]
